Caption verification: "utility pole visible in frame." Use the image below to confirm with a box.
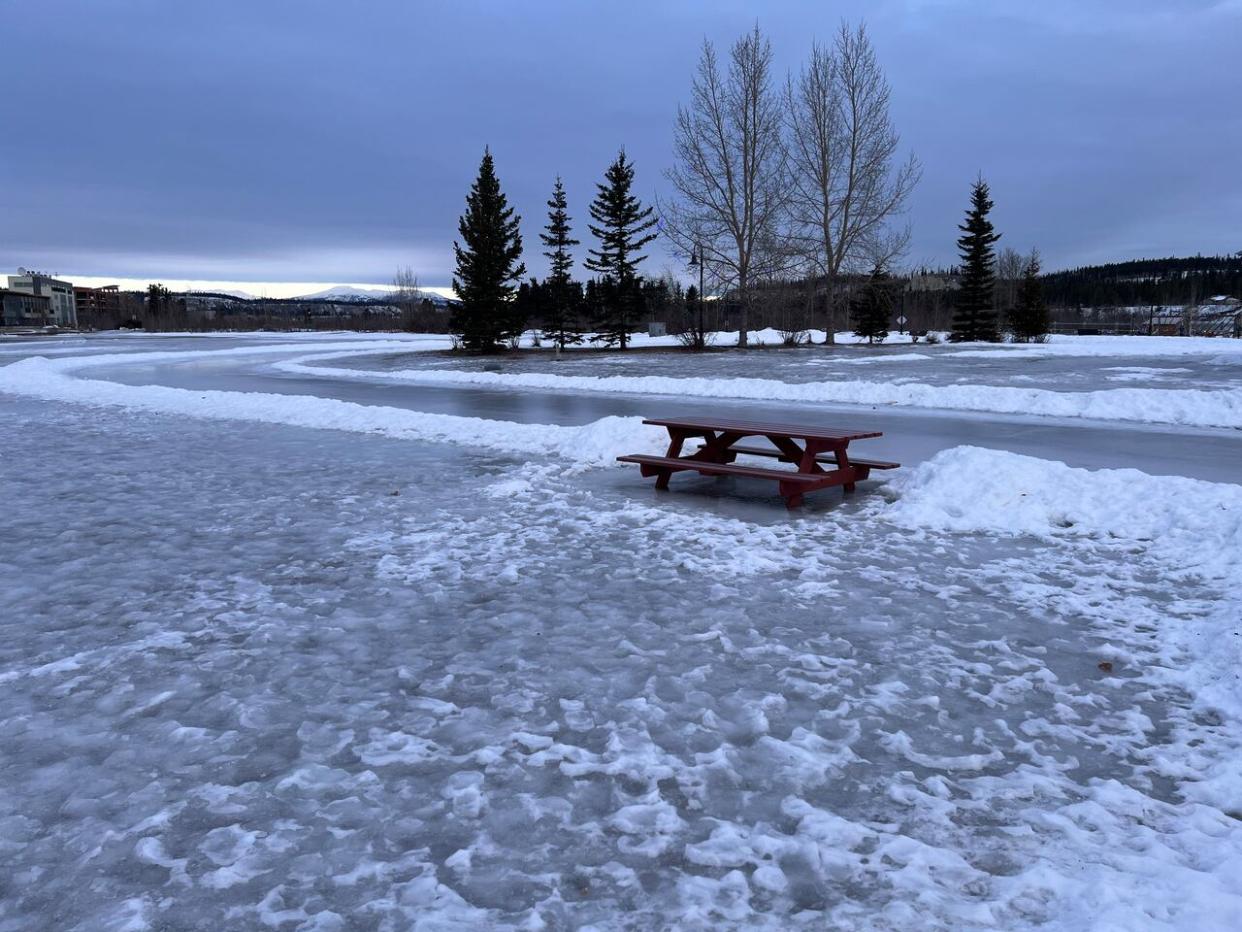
[689,246,706,350]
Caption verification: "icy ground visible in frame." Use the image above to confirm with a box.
[2,334,1241,930]
[328,334,1242,395]
[276,332,1242,432]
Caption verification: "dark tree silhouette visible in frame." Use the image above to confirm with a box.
[950,178,1001,342]
[451,148,525,351]
[850,266,894,343]
[1010,252,1051,342]
[585,150,658,349]
[539,177,582,348]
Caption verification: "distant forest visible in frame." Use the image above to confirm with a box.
[1038,254,1242,309]
[73,253,1242,337]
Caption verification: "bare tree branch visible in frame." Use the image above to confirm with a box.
[784,22,920,343]
[661,25,788,347]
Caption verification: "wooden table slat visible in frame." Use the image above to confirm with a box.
[642,416,881,442]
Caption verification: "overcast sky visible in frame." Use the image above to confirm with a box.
[3,0,1240,293]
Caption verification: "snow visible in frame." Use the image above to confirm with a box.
[3,334,1242,929]
[0,349,667,467]
[887,446,1242,806]
[278,345,1242,430]
[292,285,399,301]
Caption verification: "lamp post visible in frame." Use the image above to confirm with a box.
[689,246,705,349]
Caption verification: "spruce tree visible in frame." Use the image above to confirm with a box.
[584,150,658,349]
[451,148,525,351]
[146,283,170,326]
[539,177,582,349]
[1010,251,1050,342]
[950,178,1002,342]
[851,267,894,344]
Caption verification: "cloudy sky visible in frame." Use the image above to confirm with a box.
[3,0,1239,294]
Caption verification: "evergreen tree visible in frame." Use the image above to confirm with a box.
[1010,251,1050,342]
[584,150,658,349]
[451,148,525,351]
[950,178,1002,342]
[146,283,170,327]
[582,278,603,328]
[539,177,582,349]
[850,266,894,344]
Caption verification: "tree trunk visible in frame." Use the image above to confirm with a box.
[823,276,837,345]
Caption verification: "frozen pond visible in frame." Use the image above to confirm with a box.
[2,334,1241,929]
[334,339,1242,394]
[75,334,1242,485]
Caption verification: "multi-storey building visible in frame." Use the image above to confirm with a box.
[0,289,53,327]
[73,284,123,324]
[6,271,78,327]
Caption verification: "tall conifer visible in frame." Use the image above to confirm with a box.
[585,150,658,349]
[540,177,582,348]
[950,178,1001,342]
[451,148,525,351]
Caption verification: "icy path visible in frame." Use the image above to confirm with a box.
[72,345,1242,485]
[2,398,1240,929]
[276,339,1242,431]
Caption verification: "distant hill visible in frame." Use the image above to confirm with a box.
[1041,254,1242,308]
[184,289,258,302]
[292,285,397,302]
[291,285,454,306]
[197,288,258,300]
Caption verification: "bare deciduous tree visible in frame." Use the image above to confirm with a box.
[662,25,788,348]
[785,22,920,344]
[996,246,1025,323]
[392,266,422,332]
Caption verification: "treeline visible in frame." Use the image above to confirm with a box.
[449,148,666,351]
[1040,254,1242,309]
[443,22,926,351]
[443,22,1059,350]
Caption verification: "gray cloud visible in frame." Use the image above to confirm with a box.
[2,0,1238,285]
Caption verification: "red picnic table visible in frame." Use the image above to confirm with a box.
[617,415,899,509]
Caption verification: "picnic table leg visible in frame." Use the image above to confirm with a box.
[656,428,688,490]
[770,436,827,509]
[780,484,804,509]
[836,444,857,493]
[768,436,822,472]
[692,430,742,463]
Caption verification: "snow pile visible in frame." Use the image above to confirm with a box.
[954,333,1242,359]
[0,354,664,467]
[887,446,1242,803]
[280,350,1242,430]
[887,445,1242,552]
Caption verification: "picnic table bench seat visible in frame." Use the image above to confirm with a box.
[699,443,900,471]
[616,454,825,485]
[619,415,899,509]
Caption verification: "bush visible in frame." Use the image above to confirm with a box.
[779,328,809,346]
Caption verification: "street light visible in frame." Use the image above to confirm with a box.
[689,246,705,349]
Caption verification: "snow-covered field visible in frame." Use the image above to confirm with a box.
[2,332,1241,930]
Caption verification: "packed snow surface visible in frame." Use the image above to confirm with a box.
[2,334,1241,929]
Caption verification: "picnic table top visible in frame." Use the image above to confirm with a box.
[642,415,882,442]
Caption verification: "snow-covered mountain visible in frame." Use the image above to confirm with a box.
[292,286,397,302]
[292,285,454,305]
